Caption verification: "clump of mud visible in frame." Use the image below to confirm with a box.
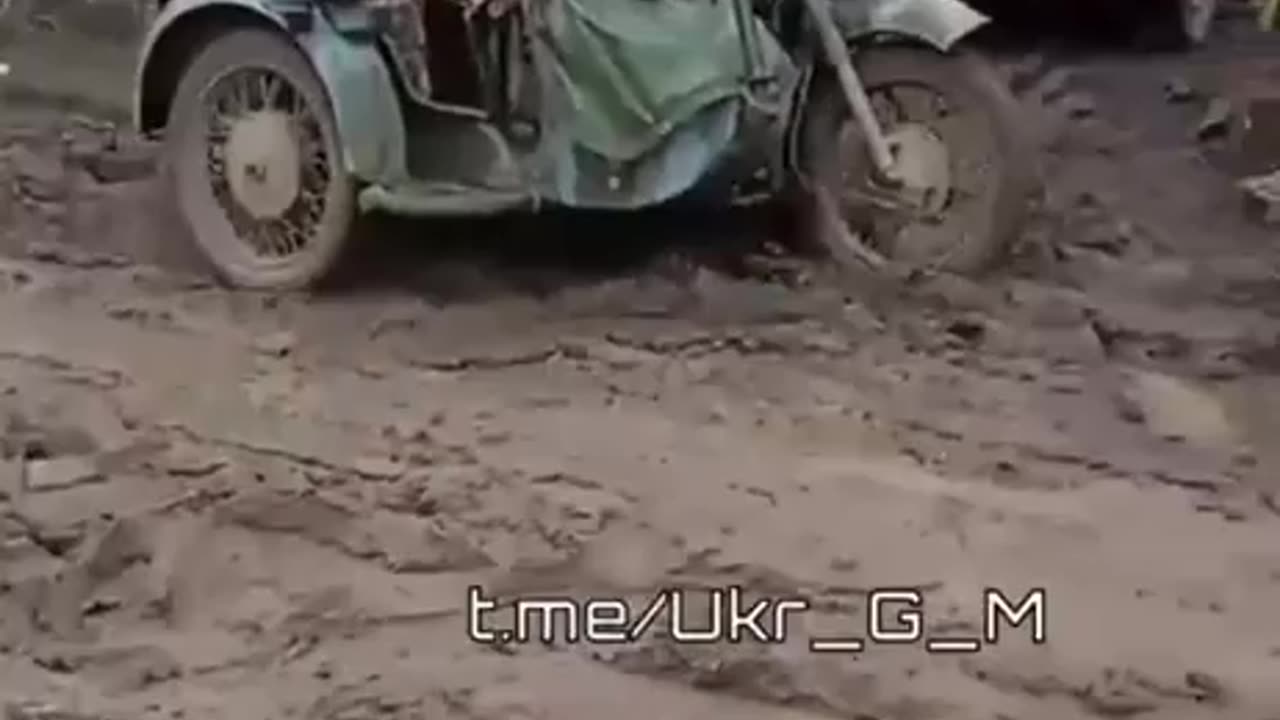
[0,122,194,274]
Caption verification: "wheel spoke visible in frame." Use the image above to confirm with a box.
[259,72,283,111]
[833,77,1002,266]
[195,64,332,263]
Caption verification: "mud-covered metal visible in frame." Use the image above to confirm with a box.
[134,0,408,184]
[833,0,988,49]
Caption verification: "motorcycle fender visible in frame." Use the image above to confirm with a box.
[832,0,989,51]
[134,0,407,183]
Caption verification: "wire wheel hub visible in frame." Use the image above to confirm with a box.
[879,123,953,216]
[200,65,331,261]
[225,110,302,220]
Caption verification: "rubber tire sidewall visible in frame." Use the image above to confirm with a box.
[798,45,1036,277]
[166,27,356,291]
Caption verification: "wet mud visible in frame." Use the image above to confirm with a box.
[3,9,1280,720]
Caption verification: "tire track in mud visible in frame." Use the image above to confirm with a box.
[0,256,1258,514]
[3,249,1280,719]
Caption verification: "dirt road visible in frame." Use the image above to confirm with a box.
[3,15,1280,720]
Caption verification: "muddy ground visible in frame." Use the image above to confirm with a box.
[4,10,1280,720]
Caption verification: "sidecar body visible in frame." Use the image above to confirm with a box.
[131,0,988,214]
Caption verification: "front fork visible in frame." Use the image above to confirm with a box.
[797,0,898,179]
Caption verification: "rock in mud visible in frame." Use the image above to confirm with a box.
[252,330,297,358]
[1124,371,1236,447]
[1239,170,1280,226]
[1196,98,1233,141]
[22,456,104,492]
[1164,77,1197,103]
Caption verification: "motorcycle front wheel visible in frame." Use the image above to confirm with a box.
[798,45,1036,277]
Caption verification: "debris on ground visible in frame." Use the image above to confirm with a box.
[1197,97,1235,141]
[1239,169,1280,225]
[22,456,105,493]
[1164,76,1197,103]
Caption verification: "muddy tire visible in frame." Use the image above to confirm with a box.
[166,28,356,291]
[798,46,1035,278]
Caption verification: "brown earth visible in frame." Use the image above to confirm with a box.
[4,11,1280,720]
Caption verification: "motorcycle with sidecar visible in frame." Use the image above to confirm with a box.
[133,0,1037,289]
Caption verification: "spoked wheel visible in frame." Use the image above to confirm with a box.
[166,29,355,290]
[799,46,1035,279]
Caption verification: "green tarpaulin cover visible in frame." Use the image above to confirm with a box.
[537,0,785,161]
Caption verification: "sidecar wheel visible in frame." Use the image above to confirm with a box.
[166,28,356,291]
[799,46,1035,278]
